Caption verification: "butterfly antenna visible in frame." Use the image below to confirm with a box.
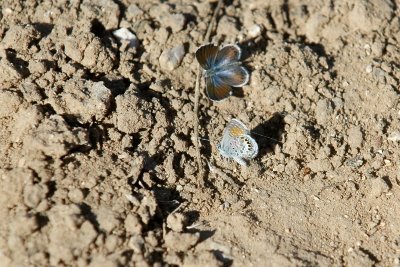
[278,111,300,121]
[251,132,281,143]
[199,137,211,142]
[249,111,302,143]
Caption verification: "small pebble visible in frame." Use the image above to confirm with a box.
[68,188,84,203]
[370,177,391,197]
[347,126,363,149]
[315,99,333,125]
[247,24,262,38]
[24,184,48,208]
[346,156,364,168]
[159,44,185,71]
[176,184,183,191]
[105,235,119,252]
[168,14,185,33]
[371,41,384,57]
[113,28,139,48]
[149,82,165,93]
[388,131,400,142]
[365,64,373,73]
[384,159,392,166]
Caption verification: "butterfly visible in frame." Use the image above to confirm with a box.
[195,44,249,102]
[218,119,258,166]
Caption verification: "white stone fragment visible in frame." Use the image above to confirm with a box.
[248,24,262,38]
[159,44,185,71]
[113,28,138,48]
[388,131,400,142]
[365,64,373,73]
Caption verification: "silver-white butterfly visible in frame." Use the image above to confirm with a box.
[218,119,258,166]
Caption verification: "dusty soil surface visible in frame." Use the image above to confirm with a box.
[1,0,399,266]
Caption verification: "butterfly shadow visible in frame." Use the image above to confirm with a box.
[231,87,244,99]
[232,37,270,100]
[251,112,286,159]
[238,33,270,61]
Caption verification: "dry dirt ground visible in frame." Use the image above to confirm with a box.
[0,0,400,266]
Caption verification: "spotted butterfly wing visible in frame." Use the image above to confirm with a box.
[218,119,258,166]
[237,134,258,160]
[225,119,250,136]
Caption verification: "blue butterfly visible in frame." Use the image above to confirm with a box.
[218,118,258,166]
[195,44,249,102]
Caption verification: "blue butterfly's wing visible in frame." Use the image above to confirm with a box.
[198,44,248,101]
[215,65,249,87]
[218,122,244,164]
[218,119,257,166]
[205,75,232,102]
[225,119,250,135]
[196,44,219,70]
[238,135,258,160]
[218,134,258,166]
[214,44,241,67]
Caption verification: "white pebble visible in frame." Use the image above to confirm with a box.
[4,8,13,14]
[113,28,138,48]
[365,64,373,73]
[388,131,400,142]
[248,24,262,38]
[159,44,185,71]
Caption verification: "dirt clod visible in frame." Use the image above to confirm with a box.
[22,115,89,158]
[64,32,116,73]
[166,212,188,232]
[165,231,199,252]
[1,24,40,52]
[369,177,391,197]
[115,88,155,134]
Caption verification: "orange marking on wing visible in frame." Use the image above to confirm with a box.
[229,126,245,137]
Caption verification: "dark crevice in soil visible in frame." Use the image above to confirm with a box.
[282,0,292,28]
[36,213,50,230]
[6,49,30,77]
[32,22,54,37]
[45,180,57,199]
[359,247,379,263]
[79,202,101,232]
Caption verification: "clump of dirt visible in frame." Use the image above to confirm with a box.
[0,0,399,266]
